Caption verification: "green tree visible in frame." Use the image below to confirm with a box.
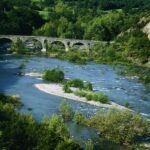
[57,17,70,38]
[84,82,93,91]
[11,38,27,54]
[55,138,82,150]
[85,139,94,150]
[84,11,124,41]
[33,21,58,36]
[43,69,64,83]
[73,111,86,125]
[88,109,150,145]
[59,99,73,120]
[36,114,69,150]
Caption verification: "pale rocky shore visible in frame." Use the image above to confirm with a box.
[34,83,129,110]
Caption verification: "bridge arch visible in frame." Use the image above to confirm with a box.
[0,38,13,53]
[48,40,66,52]
[23,38,43,52]
[70,41,89,51]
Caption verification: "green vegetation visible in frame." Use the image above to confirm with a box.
[63,84,72,93]
[0,92,23,107]
[1,0,149,42]
[62,78,107,104]
[46,50,88,64]
[87,109,150,145]
[74,90,109,104]
[58,101,150,147]
[11,38,28,54]
[84,82,93,91]
[59,99,73,120]
[43,68,64,83]
[124,101,130,108]
[0,93,81,150]
[85,139,94,150]
[62,78,108,104]
[64,79,93,91]
[27,107,33,111]
[117,65,150,84]
[73,111,86,125]
[66,79,84,89]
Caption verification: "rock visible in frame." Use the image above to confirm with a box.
[143,22,150,40]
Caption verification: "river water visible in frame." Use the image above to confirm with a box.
[0,54,150,149]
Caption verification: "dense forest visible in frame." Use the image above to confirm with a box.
[0,0,150,40]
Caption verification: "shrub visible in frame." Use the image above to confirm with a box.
[84,82,93,91]
[55,139,81,150]
[125,101,130,108]
[70,79,84,89]
[59,99,73,120]
[74,90,87,97]
[85,93,93,101]
[67,52,87,64]
[11,38,28,54]
[95,93,109,103]
[63,84,72,93]
[88,109,150,145]
[139,75,150,84]
[64,79,93,92]
[43,68,64,83]
[74,90,108,104]
[85,139,94,150]
[73,111,86,125]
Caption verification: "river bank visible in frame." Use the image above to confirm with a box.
[34,83,129,110]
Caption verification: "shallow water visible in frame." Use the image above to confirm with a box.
[0,54,150,149]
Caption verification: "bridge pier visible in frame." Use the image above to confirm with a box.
[41,39,46,52]
[64,42,69,52]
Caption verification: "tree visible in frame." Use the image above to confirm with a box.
[57,17,70,38]
[42,69,64,83]
[85,139,94,150]
[5,7,43,35]
[33,21,58,36]
[59,99,73,120]
[36,114,69,150]
[84,82,93,91]
[88,109,150,145]
[73,111,86,125]
[11,38,27,54]
[55,138,82,150]
[84,11,124,41]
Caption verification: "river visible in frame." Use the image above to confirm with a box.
[0,54,150,149]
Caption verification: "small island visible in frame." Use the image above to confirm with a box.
[34,68,128,110]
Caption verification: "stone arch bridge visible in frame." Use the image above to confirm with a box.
[0,35,105,52]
